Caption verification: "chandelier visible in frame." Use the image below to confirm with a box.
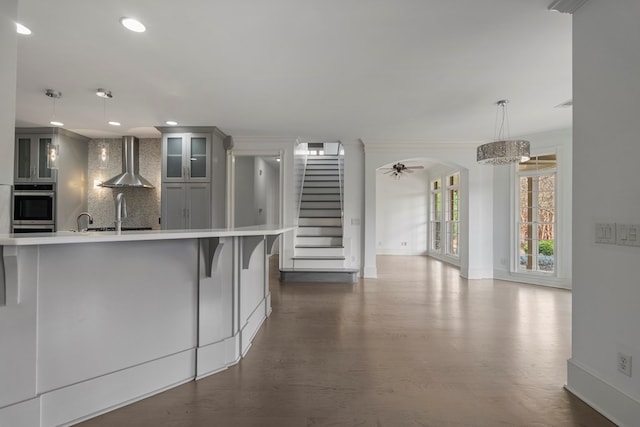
[477,100,530,165]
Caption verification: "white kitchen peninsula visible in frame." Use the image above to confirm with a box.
[0,225,293,427]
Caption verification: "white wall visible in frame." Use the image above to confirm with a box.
[492,127,572,289]
[234,156,255,227]
[375,167,428,255]
[342,140,365,271]
[255,157,280,226]
[0,0,17,233]
[233,156,280,227]
[567,1,640,425]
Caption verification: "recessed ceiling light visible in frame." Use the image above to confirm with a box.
[165,120,178,126]
[16,23,32,35]
[108,121,121,126]
[50,120,64,127]
[120,17,146,33]
[96,88,113,98]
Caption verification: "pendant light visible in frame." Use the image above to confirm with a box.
[45,89,63,126]
[96,88,116,168]
[44,89,62,169]
[477,100,530,165]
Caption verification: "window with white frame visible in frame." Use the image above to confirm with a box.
[517,154,557,273]
[446,173,460,257]
[430,178,442,251]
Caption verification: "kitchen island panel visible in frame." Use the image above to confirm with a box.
[37,239,199,393]
[198,237,234,346]
[0,246,38,408]
[239,237,268,356]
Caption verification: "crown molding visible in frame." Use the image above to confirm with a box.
[548,0,589,14]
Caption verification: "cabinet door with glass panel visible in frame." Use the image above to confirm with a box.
[14,135,57,182]
[162,133,210,182]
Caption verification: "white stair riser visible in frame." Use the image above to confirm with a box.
[300,201,341,209]
[305,168,339,174]
[304,181,340,187]
[305,175,339,181]
[300,210,341,218]
[303,188,341,195]
[297,226,343,235]
[302,194,341,202]
[296,247,344,257]
[293,259,346,269]
[298,217,342,226]
[296,236,343,245]
[307,156,338,164]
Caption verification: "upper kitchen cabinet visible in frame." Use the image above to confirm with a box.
[157,126,231,229]
[14,134,57,182]
[162,133,211,182]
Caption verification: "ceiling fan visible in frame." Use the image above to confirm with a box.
[380,162,425,179]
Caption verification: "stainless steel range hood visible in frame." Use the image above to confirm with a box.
[100,136,154,188]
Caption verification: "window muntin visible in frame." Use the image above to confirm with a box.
[446,173,460,257]
[431,179,442,251]
[517,155,556,273]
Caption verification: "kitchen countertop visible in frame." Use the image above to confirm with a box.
[0,225,295,246]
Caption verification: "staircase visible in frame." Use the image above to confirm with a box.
[281,155,358,283]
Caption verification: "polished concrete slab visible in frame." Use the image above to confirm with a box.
[76,256,614,426]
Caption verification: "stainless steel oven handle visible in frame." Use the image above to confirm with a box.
[14,191,55,197]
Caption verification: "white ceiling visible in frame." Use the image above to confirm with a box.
[14,0,572,142]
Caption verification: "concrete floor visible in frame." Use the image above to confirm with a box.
[77,255,614,426]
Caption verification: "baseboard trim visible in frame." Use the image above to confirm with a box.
[494,269,571,289]
[363,266,377,278]
[566,358,640,427]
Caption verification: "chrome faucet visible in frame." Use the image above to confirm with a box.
[76,212,93,232]
[115,193,128,233]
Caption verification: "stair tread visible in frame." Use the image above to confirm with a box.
[297,234,342,237]
[280,267,359,272]
[292,256,346,260]
[296,245,344,248]
[299,217,342,219]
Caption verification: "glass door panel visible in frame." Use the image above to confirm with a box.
[189,137,207,178]
[166,137,184,178]
[16,138,31,179]
[38,138,53,179]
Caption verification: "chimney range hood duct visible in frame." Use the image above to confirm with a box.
[100,136,154,188]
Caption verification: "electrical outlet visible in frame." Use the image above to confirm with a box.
[618,352,632,376]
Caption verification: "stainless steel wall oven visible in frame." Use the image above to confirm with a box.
[12,183,56,233]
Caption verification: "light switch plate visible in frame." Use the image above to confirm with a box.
[595,223,616,244]
[616,224,640,247]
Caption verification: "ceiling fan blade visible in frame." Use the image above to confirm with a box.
[383,170,394,174]
[405,169,414,173]
[405,166,424,169]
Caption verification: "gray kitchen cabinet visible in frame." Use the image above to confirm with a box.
[161,183,211,230]
[14,134,57,182]
[159,126,229,229]
[162,133,210,183]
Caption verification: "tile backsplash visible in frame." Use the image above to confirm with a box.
[87,138,161,229]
